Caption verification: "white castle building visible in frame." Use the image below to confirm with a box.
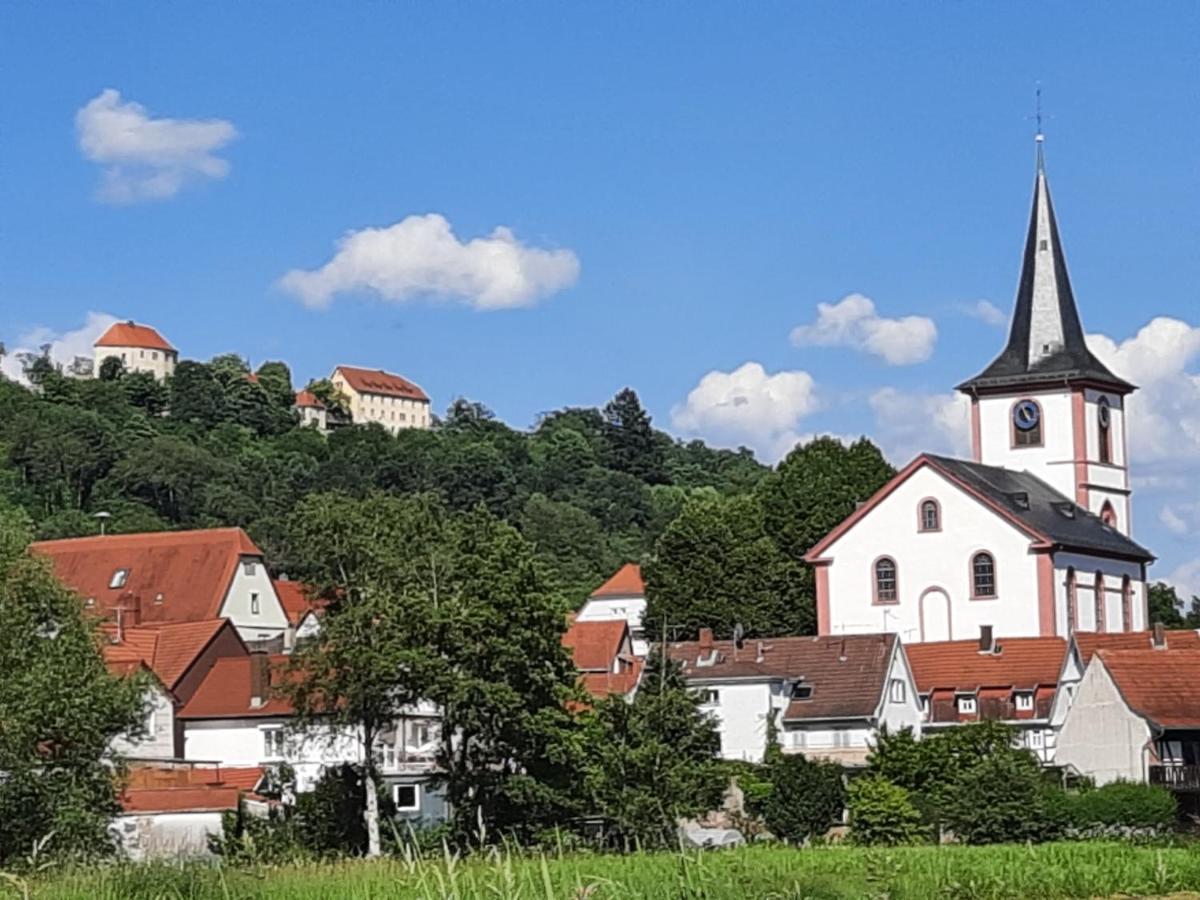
[805,140,1154,644]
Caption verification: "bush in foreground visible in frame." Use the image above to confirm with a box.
[847,775,926,846]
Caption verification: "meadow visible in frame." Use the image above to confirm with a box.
[9,842,1200,900]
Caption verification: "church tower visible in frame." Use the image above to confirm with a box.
[958,138,1136,536]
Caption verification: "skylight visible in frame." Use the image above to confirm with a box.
[109,569,129,589]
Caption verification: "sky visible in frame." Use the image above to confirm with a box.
[2,4,1199,592]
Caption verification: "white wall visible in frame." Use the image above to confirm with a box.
[113,810,226,861]
[1055,660,1151,784]
[1053,551,1146,634]
[824,466,1040,642]
[113,684,176,760]
[94,346,177,381]
[219,559,289,644]
[694,680,781,763]
[977,390,1076,500]
[877,647,925,735]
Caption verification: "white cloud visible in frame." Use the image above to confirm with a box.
[867,387,972,463]
[1168,559,1200,602]
[790,293,937,365]
[959,299,1008,328]
[671,362,821,462]
[1160,505,1191,536]
[279,214,580,311]
[76,89,237,204]
[0,312,118,383]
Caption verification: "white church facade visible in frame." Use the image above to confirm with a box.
[806,141,1154,645]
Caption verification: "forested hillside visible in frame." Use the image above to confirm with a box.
[0,354,895,636]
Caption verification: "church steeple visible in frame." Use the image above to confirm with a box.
[958,141,1132,395]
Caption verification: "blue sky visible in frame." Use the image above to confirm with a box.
[2,4,1198,589]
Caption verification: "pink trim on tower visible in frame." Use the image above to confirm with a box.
[1036,552,1056,637]
[970,398,982,462]
[1071,390,1089,507]
[814,562,831,635]
[1093,571,1106,633]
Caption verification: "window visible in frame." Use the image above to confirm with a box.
[1027,729,1044,749]
[1122,576,1133,631]
[151,351,158,360]
[920,695,929,714]
[957,695,977,714]
[889,679,906,704]
[698,689,719,706]
[109,569,129,589]
[250,592,260,615]
[1100,502,1117,528]
[1011,398,1043,447]
[145,707,157,734]
[791,683,813,701]
[263,728,286,759]
[243,560,257,576]
[410,722,432,748]
[919,499,940,532]
[1097,398,1112,464]
[139,350,145,359]
[971,552,996,599]
[393,784,420,812]
[874,557,898,604]
[1094,572,1105,633]
[1066,568,1078,633]
[1014,692,1034,712]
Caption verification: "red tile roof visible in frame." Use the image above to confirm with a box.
[669,633,897,722]
[125,764,265,792]
[333,366,429,402]
[94,321,175,352]
[1075,630,1200,666]
[33,528,263,626]
[580,660,643,699]
[563,619,629,672]
[1098,649,1200,728]
[118,786,243,814]
[907,637,1066,694]
[591,563,644,598]
[101,619,235,690]
[294,389,324,409]
[273,580,323,626]
[178,655,294,719]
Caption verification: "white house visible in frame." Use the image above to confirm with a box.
[330,365,431,434]
[805,140,1154,645]
[576,563,649,657]
[35,528,292,649]
[668,631,922,765]
[93,321,178,380]
[294,389,328,432]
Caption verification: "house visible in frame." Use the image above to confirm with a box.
[562,618,642,699]
[294,389,328,432]
[33,528,291,649]
[93,321,178,380]
[668,630,922,764]
[103,617,249,759]
[273,579,324,648]
[805,140,1154,645]
[576,563,649,656]
[178,653,446,821]
[905,630,1066,763]
[330,365,431,434]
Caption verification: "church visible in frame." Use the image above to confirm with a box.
[805,140,1154,644]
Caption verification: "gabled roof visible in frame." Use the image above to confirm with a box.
[958,149,1132,394]
[1074,630,1200,667]
[668,633,897,723]
[332,365,429,402]
[1097,649,1200,729]
[562,619,629,672]
[590,563,644,598]
[273,580,324,626]
[580,661,643,700]
[101,619,236,690]
[178,655,294,719]
[906,636,1066,694]
[804,454,1153,563]
[94,321,175,352]
[33,528,264,625]
[294,389,325,409]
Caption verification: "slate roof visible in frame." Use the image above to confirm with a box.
[33,528,264,625]
[333,365,429,402]
[1074,630,1200,666]
[590,563,644,598]
[925,455,1153,561]
[94,321,175,352]
[1098,649,1200,729]
[668,633,897,723]
[958,160,1132,394]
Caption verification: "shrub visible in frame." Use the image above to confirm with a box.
[759,754,846,843]
[847,775,926,846]
[1061,781,1177,833]
[940,749,1061,844]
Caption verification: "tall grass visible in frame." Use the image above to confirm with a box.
[15,842,1200,899]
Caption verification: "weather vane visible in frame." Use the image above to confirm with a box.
[1029,84,1050,144]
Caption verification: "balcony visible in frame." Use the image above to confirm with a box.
[1149,765,1200,791]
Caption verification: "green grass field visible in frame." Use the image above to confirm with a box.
[10,842,1200,899]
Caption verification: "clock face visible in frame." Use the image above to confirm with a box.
[1013,400,1040,432]
[1098,400,1111,428]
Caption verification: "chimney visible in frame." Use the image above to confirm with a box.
[1152,621,1166,649]
[249,652,269,709]
[979,625,995,654]
[699,628,714,653]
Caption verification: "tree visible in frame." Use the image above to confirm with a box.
[602,389,668,485]
[579,653,724,847]
[644,493,811,639]
[97,356,126,382]
[757,753,846,843]
[0,504,145,863]
[1148,581,1200,628]
[121,372,168,416]
[847,775,926,846]
[168,361,225,427]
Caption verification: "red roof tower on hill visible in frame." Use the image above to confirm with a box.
[95,321,175,352]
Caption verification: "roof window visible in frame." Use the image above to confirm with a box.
[791,683,813,701]
[109,569,129,589]
[1010,492,1030,510]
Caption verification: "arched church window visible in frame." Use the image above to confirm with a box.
[1121,575,1133,631]
[873,557,898,604]
[919,499,941,532]
[1094,571,1105,633]
[1100,501,1116,528]
[1066,568,1078,634]
[971,552,996,599]
[1098,398,1112,464]
[1011,399,1043,448]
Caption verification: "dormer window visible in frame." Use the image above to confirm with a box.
[243,560,256,576]
[1014,691,1034,711]
[919,499,941,532]
[957,695,977,714]
[109,569,129,589]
